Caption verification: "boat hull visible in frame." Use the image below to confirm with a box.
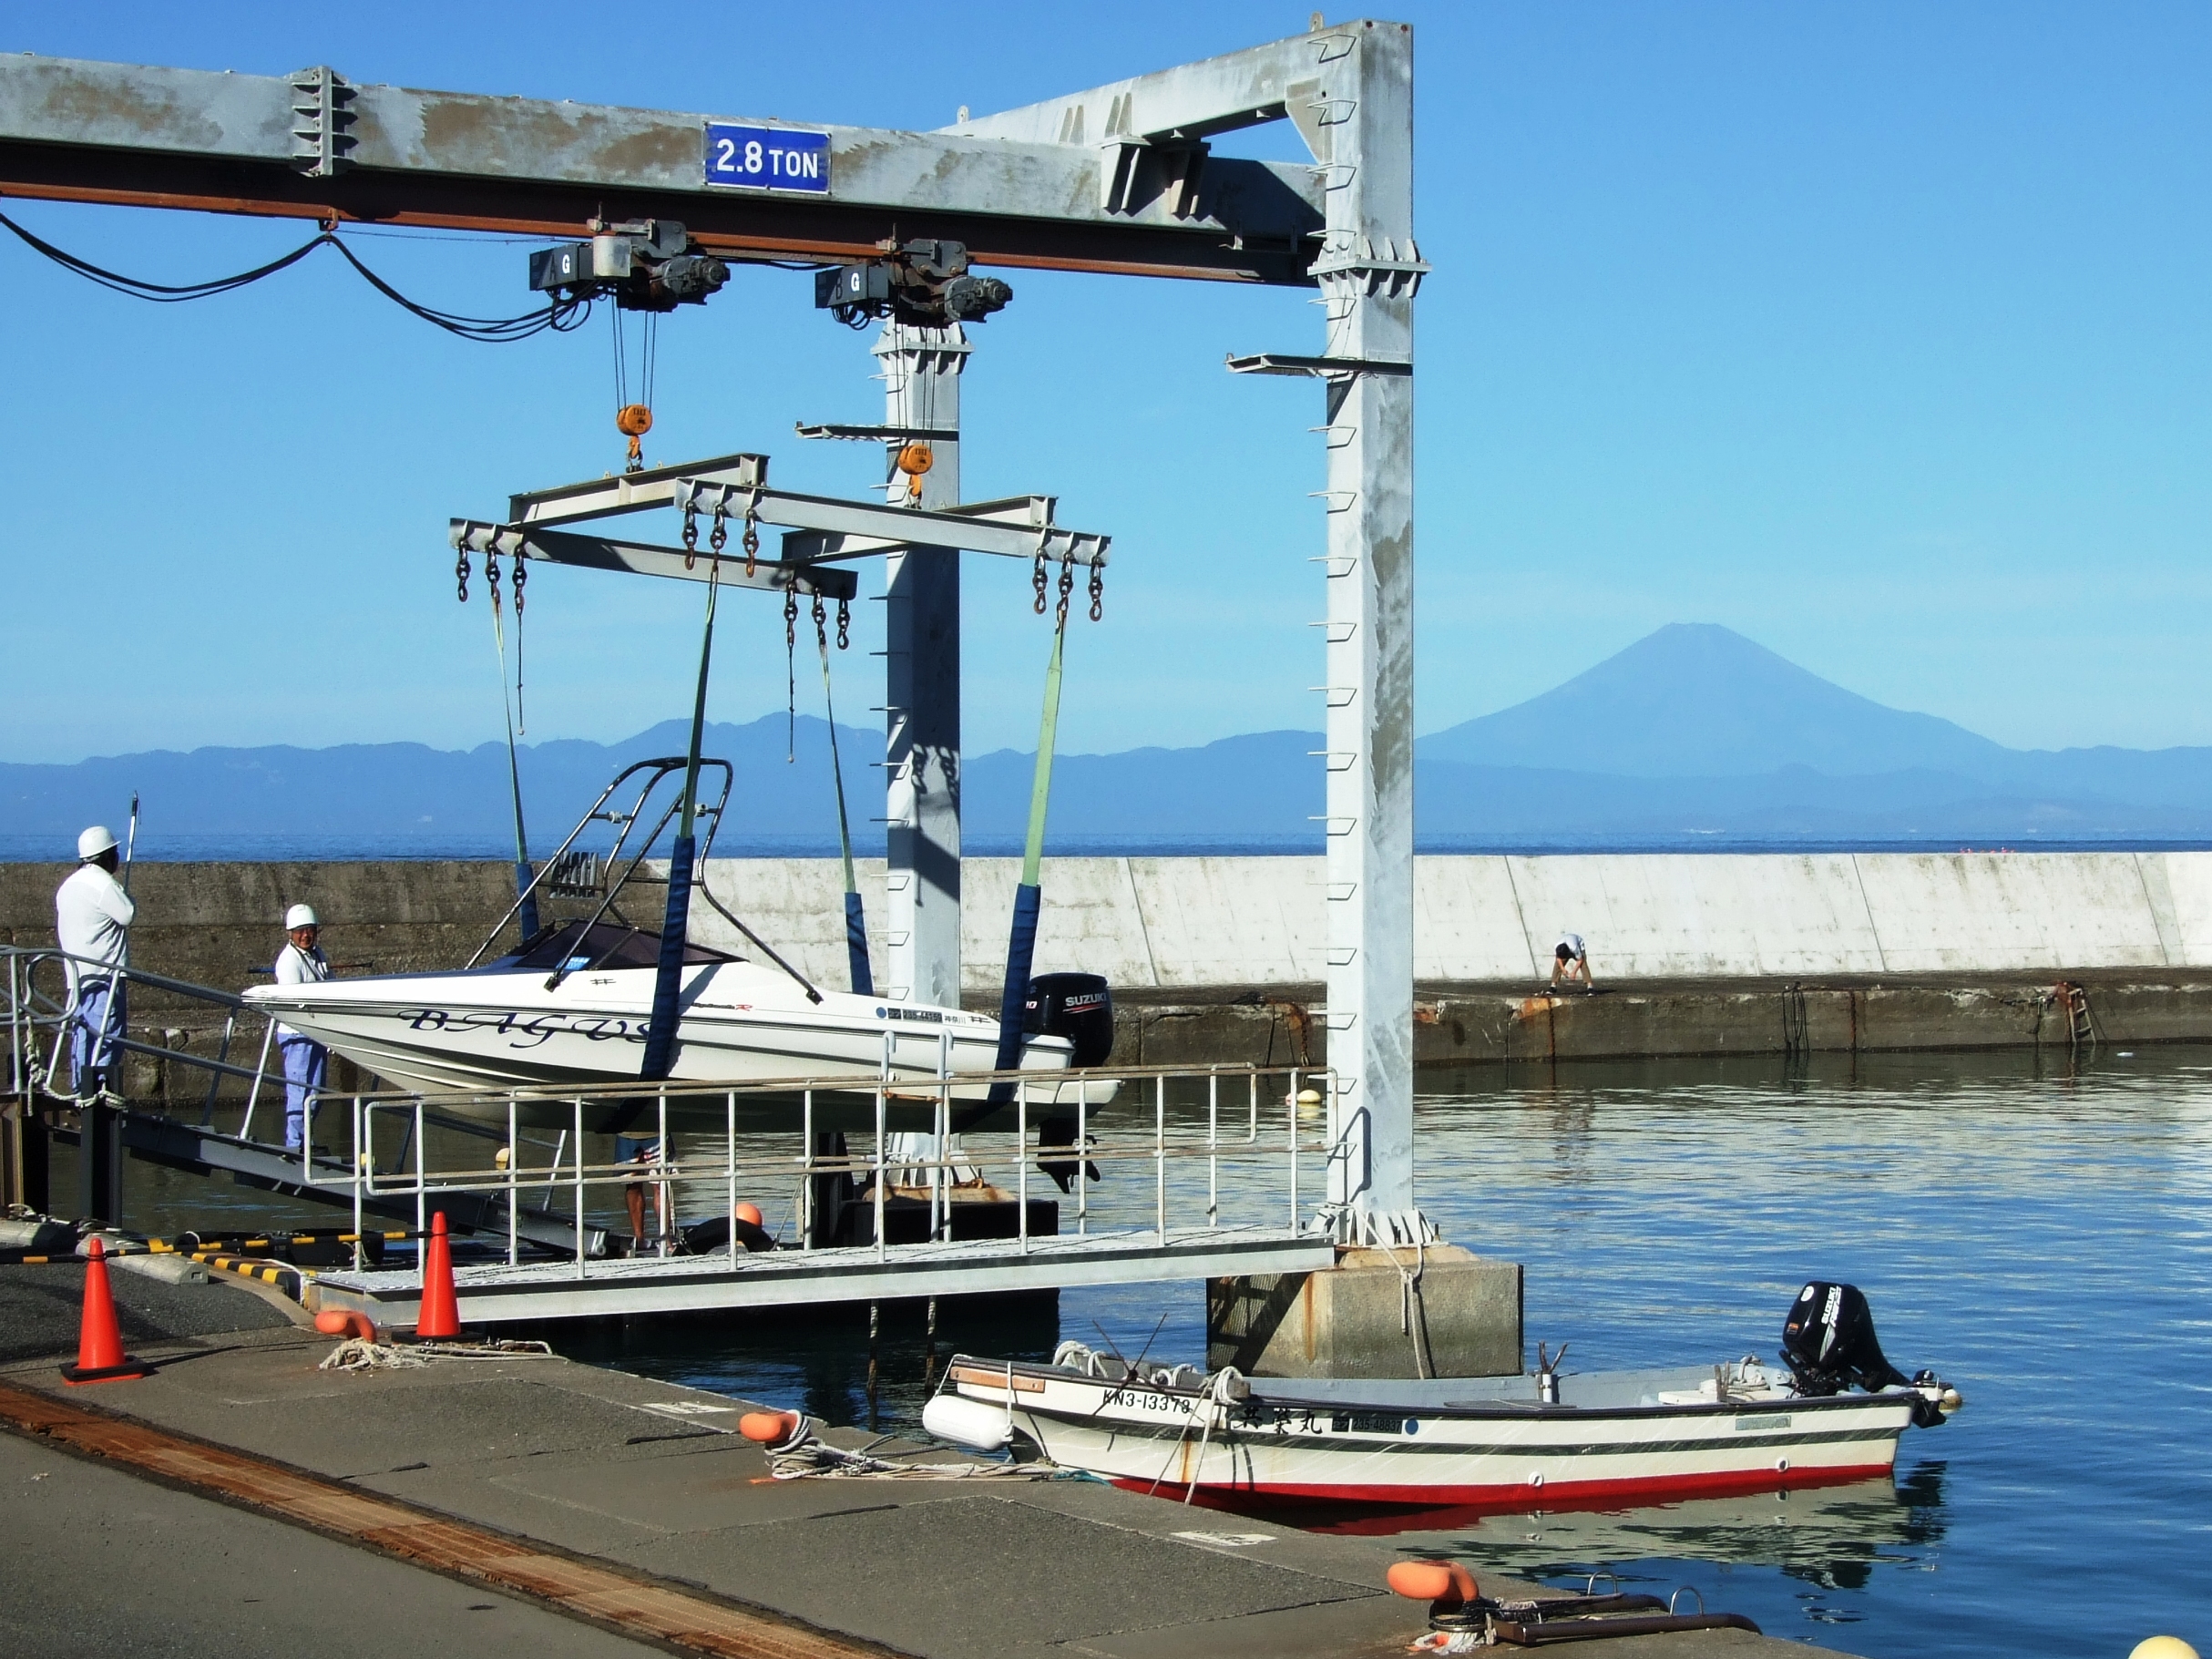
[244,963,1112,1121]
[949,1361,1920,1513]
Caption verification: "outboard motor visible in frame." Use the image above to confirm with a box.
[1782,1282,1909,1394]
[1782,1281,1951,1426]
[1024,973,1113,1066]
[1028,974,1111,1193]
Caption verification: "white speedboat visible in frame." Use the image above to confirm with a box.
[243,757,1120,1125]
[243,917,1104,1109]
[925,1282,1959,1515]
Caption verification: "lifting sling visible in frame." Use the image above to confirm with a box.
[815,599,874,995]
[640,557,720,1081]
[488,556,539,944]
[969,586,1071,1123]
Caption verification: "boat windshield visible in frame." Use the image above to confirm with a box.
[489,918,741,973]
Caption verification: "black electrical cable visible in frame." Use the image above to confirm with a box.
[0,209,327,301]
[0,209,591,341]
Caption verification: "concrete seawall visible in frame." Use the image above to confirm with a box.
[7,853,2212,1081]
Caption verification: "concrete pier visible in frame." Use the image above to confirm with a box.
[1208,1245,1523,1379]
[0,1265,1849,1659]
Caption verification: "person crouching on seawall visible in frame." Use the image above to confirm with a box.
[273,903,332,1152]
[55,824,135,1100]
[1551,933,1595,994]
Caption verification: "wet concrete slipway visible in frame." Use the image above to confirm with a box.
[0,1267,1816,1659]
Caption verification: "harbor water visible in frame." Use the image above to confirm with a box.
[568,1047,2212,1659]
[58,1046,2212,1657]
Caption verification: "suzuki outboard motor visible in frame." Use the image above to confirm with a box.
[1025,973,1113,1066]
[1782,1282,1909,1394]
[1029,974,1111,1193]
[1782,1281,1955,1428]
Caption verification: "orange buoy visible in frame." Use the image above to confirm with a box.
[313,1308,353,1336]
[1386,1560,1477,1608]
[732,1202,763,1227]
[738,1409,802,1445]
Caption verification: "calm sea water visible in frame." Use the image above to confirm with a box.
[558,1049,2212,1658]
[70,1047,2212,1656]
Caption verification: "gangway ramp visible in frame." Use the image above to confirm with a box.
[311,1224,1330,1326]
[74,1111,595,1254]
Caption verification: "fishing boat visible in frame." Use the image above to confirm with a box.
[241,757,1118,1120]
[924,1281,1961,1514]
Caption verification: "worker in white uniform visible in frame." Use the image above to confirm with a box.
[273,903,332,1152]
[55,825,135,1099]
[1551,932,1595,992]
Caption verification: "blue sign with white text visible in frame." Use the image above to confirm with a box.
[704,123,831,193]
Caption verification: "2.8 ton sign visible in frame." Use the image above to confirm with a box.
[703,123,830,193]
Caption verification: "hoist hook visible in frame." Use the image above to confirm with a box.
[617,403,653,473]
[895,441,933,505]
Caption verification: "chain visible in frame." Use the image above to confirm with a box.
[486,551,503,618]
[709,506,728,568]
[742,507,761,579]
[1088,561,1103,623]
[455,546,471,603]
[512,553,527,732]
[783,585,800,762]
[1031,551,1049,615]
[811,591,828,650]
[1055,555,1074,629]
[835,597,852,650]
[681,506,699,572]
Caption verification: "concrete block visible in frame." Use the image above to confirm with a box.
[108,1252,210,1285]
[1414,858,1537,980]
[1207,1245,1521,1380]
[1506,853,1887,980]
[1131,856,1326,988]
[1856,852,2167,974]
[2147,852,2212,968]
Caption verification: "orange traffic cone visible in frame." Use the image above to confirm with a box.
[414,1211,462,1340]
[62,1237,153,1385]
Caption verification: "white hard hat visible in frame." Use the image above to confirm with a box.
[77,825,118,861]
[285,904,320,930]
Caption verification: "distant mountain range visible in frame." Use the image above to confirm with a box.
[9,623,2212,856]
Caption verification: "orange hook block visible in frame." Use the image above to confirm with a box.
[616,404,654,436]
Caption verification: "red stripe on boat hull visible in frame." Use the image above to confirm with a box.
[1111,1459,1900,1515]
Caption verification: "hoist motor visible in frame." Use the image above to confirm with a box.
[528,219,729,312]
[814,238,1012,328]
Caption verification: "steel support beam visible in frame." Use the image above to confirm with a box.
[450,523,857,599]
[0,52,1324,283]
[1299,25,1423,1238]
[876,323,969,1009]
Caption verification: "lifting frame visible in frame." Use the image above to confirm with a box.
[0,21,1426,1240]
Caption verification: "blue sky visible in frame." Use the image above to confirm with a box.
[3,2,2209,765]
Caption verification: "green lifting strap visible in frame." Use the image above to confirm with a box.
[640,557,720,1082]
[976,610,1069,1116]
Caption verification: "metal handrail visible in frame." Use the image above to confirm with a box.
[304,1059,1341,1282]
[3,945,276,1111]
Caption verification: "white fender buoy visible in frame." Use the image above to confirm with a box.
[923,1391,1016,1451]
